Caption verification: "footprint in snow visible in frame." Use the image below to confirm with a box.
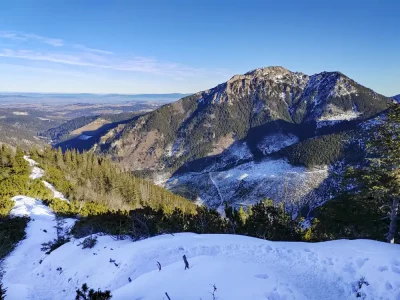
[391,258,400,266]
[378,266,388,272]
[356,258,369,268]
[385,281,393,290]
[391,265,400,274]
[343,263,356,275]
[255,274,269,279]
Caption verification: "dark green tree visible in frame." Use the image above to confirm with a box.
[75,283,112,300]
[346,105,400,243]
[0,282,7,300]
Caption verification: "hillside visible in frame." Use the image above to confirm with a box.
[0,122,45,150]
[93,67,393,209]
[394,94,400,103]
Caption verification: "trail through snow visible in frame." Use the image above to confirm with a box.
[2,157,74,299]
[1,157,400,300]
[23,155,69,201]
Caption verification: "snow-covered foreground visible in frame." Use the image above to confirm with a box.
[2,157,400,300]
[3,230,400,300]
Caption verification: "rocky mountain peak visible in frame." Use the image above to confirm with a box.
[244,66,291,76]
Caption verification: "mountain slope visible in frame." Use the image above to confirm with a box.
[0,122,44,150]
[394,94,400,103]
[94,67,392,208]
[99,67,390,170]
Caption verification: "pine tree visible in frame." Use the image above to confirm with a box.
[75,283,112,300]
[347,105,400,243]
[0,282,7,300]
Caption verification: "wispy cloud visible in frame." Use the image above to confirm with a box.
[23,33,64,47]
[0,31,64,46]
[0,30,226,80]
[0,48,203,77]
[0,32,26,41]
[73,44,113,55]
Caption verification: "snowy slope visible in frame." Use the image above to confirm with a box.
[167,158,328,210]
[4,232,400,300]
[2,157,400,300]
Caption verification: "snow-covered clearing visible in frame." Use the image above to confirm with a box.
[317,110,360,128]
[12,111,28,116]
[2,157,400,300]
[257,133,299,155]
[168,158,329,209]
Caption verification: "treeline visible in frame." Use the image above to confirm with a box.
[71,199,301,242]
[70,193,398,244]
[30,147,197,214]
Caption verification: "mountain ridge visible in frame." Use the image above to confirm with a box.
[98,66,391,169]
[85,66,393,208]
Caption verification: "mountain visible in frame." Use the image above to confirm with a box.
[393,94,400,103]
[92,66,392,209]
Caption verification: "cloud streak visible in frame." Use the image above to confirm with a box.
[0,31,64,46]
[0,30,227,81]
[73,44,113,55]
[0,48,204,77]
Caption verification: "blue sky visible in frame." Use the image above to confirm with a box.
[0,0,398,95]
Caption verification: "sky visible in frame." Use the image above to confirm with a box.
[0,0,398,96]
